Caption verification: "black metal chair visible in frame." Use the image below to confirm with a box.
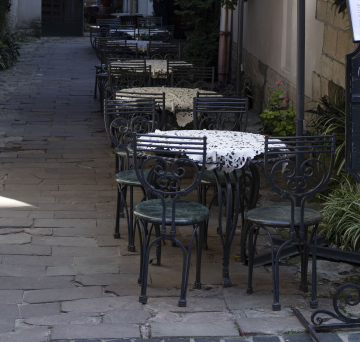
[137,16,162,27]
[132,133,210,307]
[245,135,336,311]
[113,90,166,130]
[147,42,180,60]
[171,66,215,90]
[193,97,248,131]
[107,64,152,96]
[105,99,157,251]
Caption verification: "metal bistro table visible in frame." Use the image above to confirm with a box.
[149,129,278,286]
[115,87,218,128]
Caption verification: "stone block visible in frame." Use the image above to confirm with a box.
[34,218,97,228]
[316,0,327,23]
[323,25,337,58]
[17,312,101,326]
[0,276,74,290]
[1,255,73,266]
[31,236,97,247]
[50,323,141,340]
[336,30,356,63]
[61,296,142,313]
[46,264,119,276]
[0,234,31,245]
[52,246,119,257]
[103,309,151,324]
[0,264,46,277]
[0,244,51,255]
[75,273,139,286]
[236,316,305,336]
[0,290,23,304]
[0,326,49,342]
[19,303,60,319]
[150,322,239,338]
[23,286,103,304]
[0,218,33,228]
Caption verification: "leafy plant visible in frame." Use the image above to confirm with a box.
[0,32,20,70]
[258,81,296,136]
[174,0,221,67]
[307,94,345,176]
[320,175,360,252]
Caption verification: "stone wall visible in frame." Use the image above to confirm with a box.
[314,0,355,101]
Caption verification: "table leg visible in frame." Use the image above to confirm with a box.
[215,163,260,287]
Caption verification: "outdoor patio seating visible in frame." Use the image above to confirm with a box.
[245,134,336,311]
[171,66,215,90]
[105,99,157,250]
[107,63,152,95]
[147,42,180,60]
[132,133,210,307]
[137,16,162,27]
[113,90,166,130]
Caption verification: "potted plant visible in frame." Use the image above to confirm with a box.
[258,81,296,136]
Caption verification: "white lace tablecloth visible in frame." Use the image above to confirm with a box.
[150,130,271,173]
[116,87,218,127]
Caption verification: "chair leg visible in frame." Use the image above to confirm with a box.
[246,223,257,295]
[299,226,309,293]
[240,219,250,264]
[310,224,319,309]
[273,238,293,311]
[194,223,204,289]
[114,185,122,239]
[127,186,135,252]
[94,75,97,99]
[139,236,162,304]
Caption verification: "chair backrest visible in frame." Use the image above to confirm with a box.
[105,98,157,150]
[113,90,166,130]
[132,133,207,234]
[138,16,162,27]
[193,97,248,131]
[264,134,336,236]
[171,66,215,90]
[107,64,151,94]
[102,41,139,62]
[147,42,180,60]
[96,18,121,28]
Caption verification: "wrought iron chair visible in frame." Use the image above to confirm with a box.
[132,133,210,307]
[245,135,336,311]
[105,99,157,250]
[147,42,180,60]
[113,90,166,130]
[171,66,215,90]
[193,96,258,249]
[107,64,152,96]
[138,16,162,27]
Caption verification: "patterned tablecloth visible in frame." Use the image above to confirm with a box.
[149,130,272,172]
[116,87,218,127]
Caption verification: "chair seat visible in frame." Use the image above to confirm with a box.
[134,198,210,226]
[200,169,252,185]
[114,146,133,157]
[245,206,323,227]
[115,169,150,186]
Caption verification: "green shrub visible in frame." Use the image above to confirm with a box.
[320,176,360,252]
[0,32,20,70]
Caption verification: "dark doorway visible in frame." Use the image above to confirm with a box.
[42,0,84,36]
